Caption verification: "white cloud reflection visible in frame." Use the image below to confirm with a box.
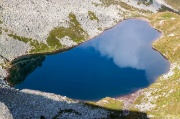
[84,19,170,82]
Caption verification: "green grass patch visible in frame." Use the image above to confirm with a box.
[151,12,180,63]
[30,40,50,53]
[161,12,175,19]
[8,34,30,43]
[8,13,88,54]
[93,97,124,110]
[47,13,88,47]
[100,0,151,14]
[7,34,52,53]
[88,11,99,21]
[145,69,180,117]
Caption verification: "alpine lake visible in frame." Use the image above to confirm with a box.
[8,19,170,101]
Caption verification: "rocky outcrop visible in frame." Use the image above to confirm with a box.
[0,87,110,119]
[0,102,13,119]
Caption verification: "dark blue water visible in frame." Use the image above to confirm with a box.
[16,19,170,100]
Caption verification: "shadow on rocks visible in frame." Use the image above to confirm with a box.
[0,87,149,119]
[6,55,46,86]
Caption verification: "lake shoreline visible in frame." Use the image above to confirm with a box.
[5,17,170,85]
[7,18,171,102]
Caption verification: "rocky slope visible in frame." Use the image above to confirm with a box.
[0,0,179,118]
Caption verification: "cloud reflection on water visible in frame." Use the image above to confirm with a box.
[84,19,170,82]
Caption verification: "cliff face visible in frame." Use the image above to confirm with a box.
[0,0,179,118]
